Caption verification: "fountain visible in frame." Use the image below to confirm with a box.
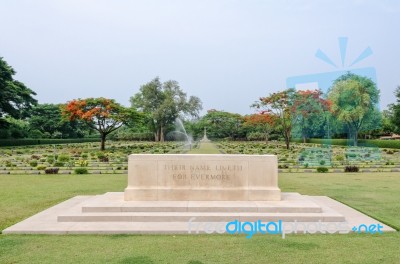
[166,118,193,150]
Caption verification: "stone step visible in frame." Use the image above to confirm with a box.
[80,192,323,214]
[82,202,322,213]
[6,193,395,235]
[58,211,345,223]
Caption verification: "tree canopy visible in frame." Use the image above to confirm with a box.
[62,98,139,150]
[131,77,202,142]
[253,89,297,149]
[391,86,400,133]
[243,113,277,142]
[328,73,380,145]
[292,89,331,142]
[0,57,37,127]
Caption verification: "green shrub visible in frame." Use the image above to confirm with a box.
[54,161,64,167]
[29,160,38,167]
[319,160,325,165]
[58,154,70,162]
[335,155,344,161]
[75,159,88,167]
[316,167,329,173]
[37,165,47,170]
[292,138,400,149]
[246,132,265,141]
[0,138,100,147]
[74,167,89,174]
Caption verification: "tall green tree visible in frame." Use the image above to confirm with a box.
[328,73,380,146]
[29,103,91,138]
[131,77,202,142]
[29,104,67,137]
[391,86,400,133]
[0,57,37,127]
[381,109,397,134]
[199,110,244,140]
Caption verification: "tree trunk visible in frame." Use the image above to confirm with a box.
[265,133,269,144]
[154,127,161,142]
[100,133,106,151]
[284,129,290,149]
[160,125,165,142]
[354,130,358,146]
[303,134,306,143]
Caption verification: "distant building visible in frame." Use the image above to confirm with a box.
[379,134,400,140]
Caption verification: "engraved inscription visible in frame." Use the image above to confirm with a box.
[160,161,247,187]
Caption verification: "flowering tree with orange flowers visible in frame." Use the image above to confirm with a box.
[62,98,137,150]
[243,113,277,143]
[292,89,331,143]
[252,89,297,149]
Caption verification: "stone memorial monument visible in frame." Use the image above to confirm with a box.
[200,127,211,143]
[3,153,394,234]
[125,154,281,201]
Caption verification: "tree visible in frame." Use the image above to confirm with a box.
[62,98,138,150]
[243,113,277,143]
[29,104,65,136]
[328,73,380,146]
[292,89,331,143]
[29,103,92,138]
[0,57,37,127]
[253,89,297,149]
[192,110,243,140]
[131,77,202,142]
[381,109,397,135]
[0,116,29,139]
[391,86,400,133]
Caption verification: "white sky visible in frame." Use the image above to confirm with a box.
[1,0,399,115]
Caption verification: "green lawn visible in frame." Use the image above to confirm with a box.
[280,172,400,230]
[188,142,221,154]
[0,171,399,263]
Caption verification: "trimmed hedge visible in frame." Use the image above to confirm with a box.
[112,132,154,141]
[316,167,329,173]
[0,138,100,147]
[291,138,400,149]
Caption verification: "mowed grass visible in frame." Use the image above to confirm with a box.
[0,174,126,231]
[0,172,399,263]
[280,172,400,230]
[188,142,221,154]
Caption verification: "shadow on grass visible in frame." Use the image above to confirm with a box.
[119,256,153,264]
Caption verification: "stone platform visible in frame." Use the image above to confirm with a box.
[3,192,395,234]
